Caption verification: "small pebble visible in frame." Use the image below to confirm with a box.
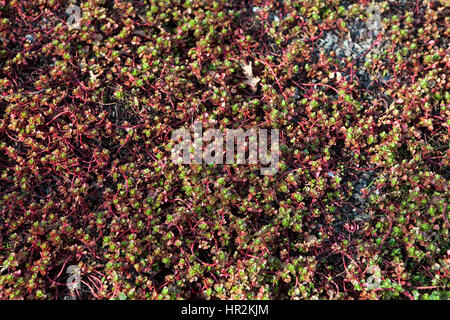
[25,34,35,42]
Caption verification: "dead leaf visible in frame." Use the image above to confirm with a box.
[240,61,260,91]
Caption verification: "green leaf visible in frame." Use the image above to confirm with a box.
[118,292,127,300]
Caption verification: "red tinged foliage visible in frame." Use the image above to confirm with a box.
[0,0,448,300]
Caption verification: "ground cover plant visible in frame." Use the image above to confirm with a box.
[0,0,448,300]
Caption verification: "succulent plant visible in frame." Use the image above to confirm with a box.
[0,0,448,300]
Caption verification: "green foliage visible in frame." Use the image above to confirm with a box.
[0,0,448,300]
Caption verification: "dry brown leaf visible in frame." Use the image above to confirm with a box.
[240,61,260,91]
